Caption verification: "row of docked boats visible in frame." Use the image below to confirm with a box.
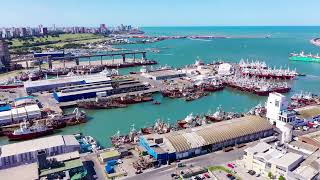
[289,91,320,109]
[240,67,297,80]
[77,93,154,109]
[238,60,298,80]
[0,108,86,141]
[161,80,225,101]
[110,106,243,147]
[224,75,291,96]
[239,59,268,69]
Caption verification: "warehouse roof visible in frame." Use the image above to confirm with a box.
[99,150,120,159]
[56,86,113,97]
[244,142,271,154]
[0,163,38,180]
[296,105,320,120]
[0,135,79,157]
[24,74,111,88]
[147,69,185,77]
[269,152,303,168]
[298,130,320,148]
[164,115,273,152]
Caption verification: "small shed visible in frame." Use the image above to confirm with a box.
[98,150,121,163]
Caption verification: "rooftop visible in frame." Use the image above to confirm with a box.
[299,130,320,148]
[143,115,273,153]
[244,142,271,154]
[296,105,320,120]
[0,163,38,180]
[0,135,79,157]
[270,152,303,168]
[99,150,120,159]
[39,158,83,177]
[24,74,111,88]
[144,69,186,77]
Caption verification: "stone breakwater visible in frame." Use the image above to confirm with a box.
[310,38,320,47]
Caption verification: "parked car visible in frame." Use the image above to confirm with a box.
[177,162,186,168]
[248,170,256,175]
[227,163,235,168]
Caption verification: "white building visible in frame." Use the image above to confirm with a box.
[242,142,303,179]
[0,135,80,169]
[266,92,296,127]
[0,104,41,125]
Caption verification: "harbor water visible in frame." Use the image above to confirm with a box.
[1,26,320,147]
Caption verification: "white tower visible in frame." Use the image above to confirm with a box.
[266,92,288,125]
[280,124,293,144]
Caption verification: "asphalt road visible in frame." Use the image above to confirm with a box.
[124,147,247,180]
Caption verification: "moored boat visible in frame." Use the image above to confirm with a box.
[7,121,53,141]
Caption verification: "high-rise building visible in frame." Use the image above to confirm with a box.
[42,27,48,35]
[20,27,27,37]
[0,39,11,70]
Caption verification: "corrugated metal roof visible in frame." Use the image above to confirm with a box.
[164,116,272,152]
[296,105,320,120]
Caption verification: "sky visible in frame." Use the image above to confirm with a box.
[1,0,320,27]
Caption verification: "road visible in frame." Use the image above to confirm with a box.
[125,147,247,180]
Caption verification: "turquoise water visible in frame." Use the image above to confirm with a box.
[1,26,320,147]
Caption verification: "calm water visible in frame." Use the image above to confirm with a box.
[1,26,320,147]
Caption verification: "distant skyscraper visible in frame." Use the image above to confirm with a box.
[20,27,27,37]
[42,27,48,35]
[0,39,11,70]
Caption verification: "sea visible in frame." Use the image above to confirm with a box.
[1,26,320,147]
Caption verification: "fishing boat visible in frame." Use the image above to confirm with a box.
[141,119,170,135]
[0,79,23,89]
[177,113,197,128]
[44,68,70,76]
[7,121,53,141]
[205,106,226,122]
[115,94,153,104]
[63,108,87,126]
[77,98,127,109]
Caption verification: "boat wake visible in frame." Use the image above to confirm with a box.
[303,74,320,80]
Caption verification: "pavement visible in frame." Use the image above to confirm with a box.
[124,144,254,180]
[81,152,107,180]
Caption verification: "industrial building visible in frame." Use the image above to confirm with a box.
[53,78,149,102]
[241,142,304,179]
[0,151,86,180]
[0,104,41,125]
[139,115,274,164]
[141,69,186,80]
[0,135,80,169]
[24,74,112,93]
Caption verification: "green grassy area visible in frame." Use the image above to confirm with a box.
[10,33,104,48]
[8,33,111,54]
[208,166,241,180]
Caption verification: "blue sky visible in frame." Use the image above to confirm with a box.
[1,0,320,27]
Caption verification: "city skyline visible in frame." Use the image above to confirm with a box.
[1,0,320,27]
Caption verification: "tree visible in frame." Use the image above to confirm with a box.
[268,172,273,179]
[278,176,285,180]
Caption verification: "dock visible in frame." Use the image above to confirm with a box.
[58,88,160,108]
